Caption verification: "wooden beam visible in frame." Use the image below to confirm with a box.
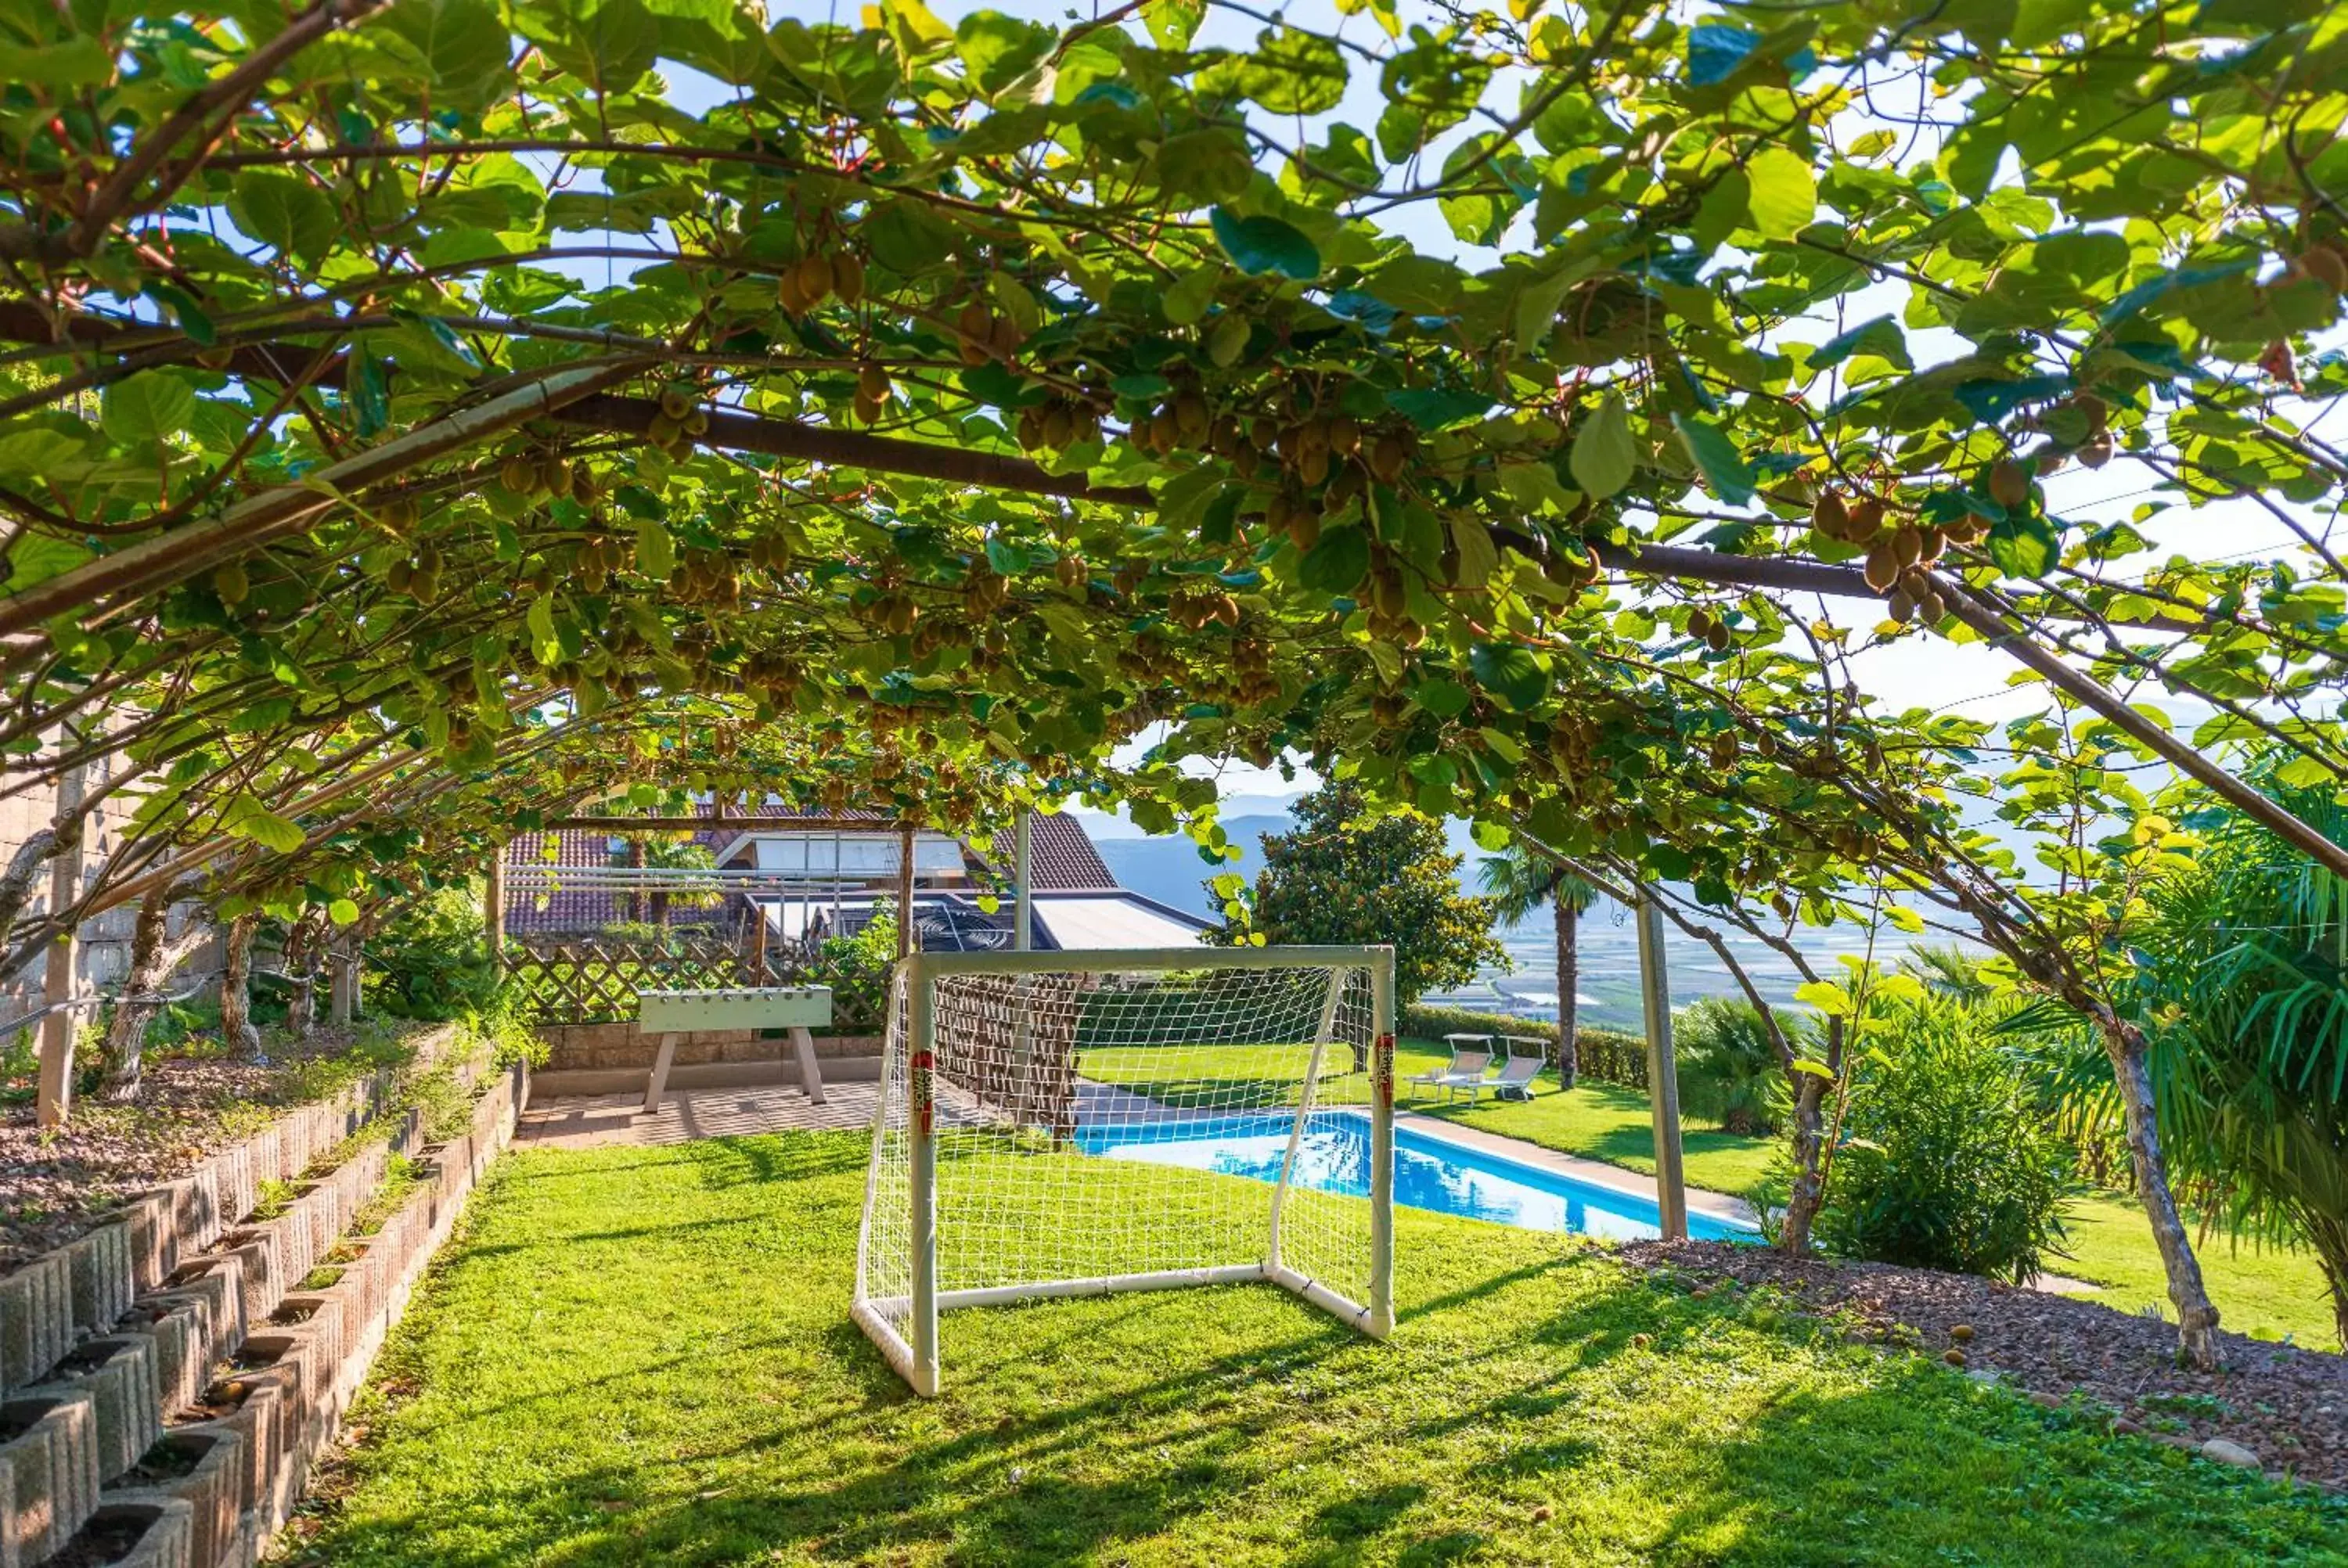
[548,813,898,832]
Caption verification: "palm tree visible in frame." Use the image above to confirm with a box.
[1478,843,1600,1087]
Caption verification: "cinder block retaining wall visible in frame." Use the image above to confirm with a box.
[531,1022,880,1098]
[0,1026,528,1568]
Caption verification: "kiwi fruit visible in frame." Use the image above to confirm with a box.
[1987,459,2031,510]
[213,561,250,605]
[1863,542,1897,592]
[2295,243,2346,295]
[1812,491,1850,541]
[795,254,834,306]
[832,251,867,305]
[858,364,891,403]
[1367,432,1406,484]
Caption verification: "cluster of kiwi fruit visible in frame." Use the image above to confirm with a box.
[776,244,866,314]
[381,540,449,601]
[740,649,804,710]
[744,532,793,577]
[1685,604,1734,652]
[960,563,1011,615]
[867,589,920,636]
[568,532,635,595]
[1223,635,1279,707]
[1166,584,1243,631]
[1361,548,1423,648]
[1811,485,1986,627]
[644,386,710,455]
[497,449,599,504]
[672,545,740,607]
[1273,410,1413,489]
[1014,394,1108,451]
[852,363,893,426]
[1114,628,1183,683]
[1052,552,1089,591]
[953,297,1025,366]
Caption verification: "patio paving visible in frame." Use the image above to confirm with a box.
[517,1084,880,1149]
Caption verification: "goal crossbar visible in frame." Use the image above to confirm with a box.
[853,944,1397,1395]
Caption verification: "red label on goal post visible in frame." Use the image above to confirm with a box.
[1374,1034,1395,1109]
[911,1049,935,1136]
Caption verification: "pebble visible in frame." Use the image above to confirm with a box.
[2027,1390,2064,1411]
[2201,1438,2262,1469]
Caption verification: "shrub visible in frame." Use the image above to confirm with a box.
[1675,998,1786,1136]
[1813,994,2069,1283]
[817,902,899,1029]
[366,886,498,1020]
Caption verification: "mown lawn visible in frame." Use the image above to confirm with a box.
[289,1133,2347,1566]
[1417,1066,2343,1350]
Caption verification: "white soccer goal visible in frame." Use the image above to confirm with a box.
[853,944,1396,1394]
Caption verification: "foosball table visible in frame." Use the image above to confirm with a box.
[635,984,835,1113]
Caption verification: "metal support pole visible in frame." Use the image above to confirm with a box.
[1013,813,1032,951]
[1636,891,1688,1241]
[36,754,90,1128]
[1369,947,1396,1338]
[484,845,507,978]
[908,956,941,1394]
[895,824,917,959]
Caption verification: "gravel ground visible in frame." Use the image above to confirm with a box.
[1624,1239,2348,1492]
[1,1028,381,1271]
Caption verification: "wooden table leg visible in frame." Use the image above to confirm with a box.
[791,1025,826,1105]
[642,1030,679,1114]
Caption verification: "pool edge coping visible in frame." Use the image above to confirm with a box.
[1393,1110,1761,1231]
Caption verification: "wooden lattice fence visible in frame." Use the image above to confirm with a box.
[507,932,888,1030]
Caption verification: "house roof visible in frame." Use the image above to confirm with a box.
[503,809,1124,933]
[1024,813,1116,890]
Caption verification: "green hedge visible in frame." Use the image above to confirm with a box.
[1399,1004,1648,1089]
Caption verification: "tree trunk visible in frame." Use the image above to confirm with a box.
[1779,1070,1830,1254]
[218,911,261,1057]
[99,888,172,1101]
[1551,887,1579,1089]
[2303,1214,2348,1350]
[283,917,316,1040]
[2104,1017,2223,1368]
[628,836,648,922]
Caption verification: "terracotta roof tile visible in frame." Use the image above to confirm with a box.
[1023,812,1116,890]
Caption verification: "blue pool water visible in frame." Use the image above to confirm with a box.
[1071,1112,1756,1243]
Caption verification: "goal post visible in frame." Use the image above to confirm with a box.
[853,944,1396,1395]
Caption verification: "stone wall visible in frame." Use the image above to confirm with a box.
[0,743,208,1028]
[0,1023,526,1567]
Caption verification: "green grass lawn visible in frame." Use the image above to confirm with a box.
[1072,1039,2343,1347]
[290,1133,2348,1566]
[1404,1060,2343,1349]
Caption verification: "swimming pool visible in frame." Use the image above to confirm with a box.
[1071,1111,1756,1243]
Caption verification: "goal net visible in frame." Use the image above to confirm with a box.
[853,945,1396,1394]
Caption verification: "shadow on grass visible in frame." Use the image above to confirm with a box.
[292,1135,2348,1568]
